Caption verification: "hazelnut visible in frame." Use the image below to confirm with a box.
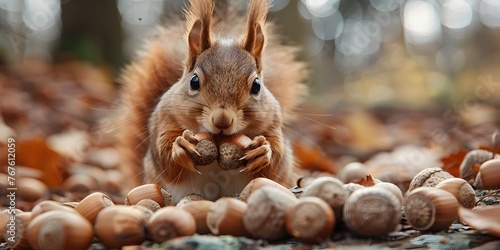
[375,182,404,204]
[302,176,348,222]
[435,178,476,208]
[343,187,401,237]
[125,183,172,207]
[407,168,453,192]
[474,159,500,190]
[147,206,196,243]
[207,197,250,237]
[94,206,147,249]
[243,186,298,240]
[340,162,368,184]
[285,196,335,243]
[343,183,365,197]
[136,199,161,212]
[404,187,459,231]
[239,177,295,202]
[27,210,93,250]
[189,132,218,165]
[218,134,252,170]
[176,193,205,208]
[75,192,115,224]
[30,200,77,219]
[17,178,48,203]
[459,149,498,184]
[181,200,214,234]
[5,212,32,250]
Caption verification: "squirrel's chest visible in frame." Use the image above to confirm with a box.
[165,162,253,204]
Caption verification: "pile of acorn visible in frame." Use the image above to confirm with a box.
[1,142,499,249]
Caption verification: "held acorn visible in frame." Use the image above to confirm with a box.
[404,187,459,231]
[218,134,252,170]
[27,210,93,250]
[189,132,218,166]
[285,196,335,243]
[343,187,401,237]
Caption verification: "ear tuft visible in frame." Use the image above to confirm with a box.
[243,0,269,70]
[185,0,215,70]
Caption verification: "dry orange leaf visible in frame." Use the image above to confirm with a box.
[440,148,467,177]
[479,145,500,155]
[458,205,500,238]
[16,137,69,187]
[293,141,336,175]
[355,175,377,187]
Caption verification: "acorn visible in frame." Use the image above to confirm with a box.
[340,162,368,184]
[189,132,218,166]
[75,192,115,224]
[239,177,295,202]
[302,176,348,222]
[285,196,335,243]
[474,159,500,190]
[407,168,453,192]
[17,178,48,203]
[147,206,196,243]
[243,186,298,240]
[181,200,214,234]
[343,187,401,237]
[136,199,161,212]
[30,200,77,219]
[207,197,250,237]
[27,210,93,250]
[94,206,147,249]
[218,134,252,170]
[435,178,476,208]
[404,187,459,231]
[125,183,172,207]
[5,212,32,250]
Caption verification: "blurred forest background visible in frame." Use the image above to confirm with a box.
[1,0,500,180]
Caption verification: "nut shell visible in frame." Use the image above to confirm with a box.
[31,200,77,219]
[5,212,32,250]
[474,159,500,190]
[181,200,214,234]
[404,187,459,231]
[459,149,497,184]
[136,199,161,212]
[407,168,453,192]
[239,177,295,202]
[147,206,196,243]
[17,178,48,203]
[125,183,172,207]
[27,210,93,250]
[343,187,401,237]
[435,178,476,208]
[218,134,252,170]
[94,206,147,249]
[285,196,335,243]
[75,192,115,224]
[207,197,249,237]
[340,162,368,184]
[302,177,347,222]
[190,132,218,165]
[243,186,298,240]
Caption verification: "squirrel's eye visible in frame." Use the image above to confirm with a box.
[250,78,261,95]
[190,74,200,91]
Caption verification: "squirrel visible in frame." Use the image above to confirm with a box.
[116,0,307,204]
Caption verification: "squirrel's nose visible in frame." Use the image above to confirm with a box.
[213,115,232,130]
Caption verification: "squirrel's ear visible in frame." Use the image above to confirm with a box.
[187,19,210,70]
[243,0,268,70]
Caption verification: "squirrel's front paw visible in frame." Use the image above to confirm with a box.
[240,135,272,174]
[172,130,218,173]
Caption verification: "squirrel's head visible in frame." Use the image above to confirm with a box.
[167,0,281,136]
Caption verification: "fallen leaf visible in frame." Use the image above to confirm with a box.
[293,141,337,174]
[16,137,69,187]
[458,205,500,238]
[440,148,468,177]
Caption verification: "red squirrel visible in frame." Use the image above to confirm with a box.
[117,0,307,203]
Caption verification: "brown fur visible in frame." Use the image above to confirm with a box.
[116,0,307,200]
